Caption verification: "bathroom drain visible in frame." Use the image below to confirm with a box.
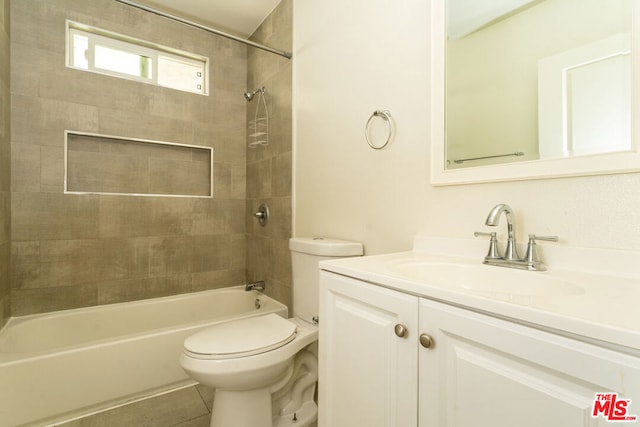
[255,298,261,309]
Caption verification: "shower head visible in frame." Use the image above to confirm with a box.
[244,87,265,101]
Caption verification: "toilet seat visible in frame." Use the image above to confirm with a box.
[183,313,297,360]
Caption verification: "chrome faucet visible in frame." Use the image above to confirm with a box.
[245,280,266,291]
[476,204,558,271]
[485,203,520,261]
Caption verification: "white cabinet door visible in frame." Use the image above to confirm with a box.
[319,271,419,427]
[419,298,640,427]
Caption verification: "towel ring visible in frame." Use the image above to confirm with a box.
[365,110,393,150]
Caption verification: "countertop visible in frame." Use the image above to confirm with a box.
[319,236,640,354]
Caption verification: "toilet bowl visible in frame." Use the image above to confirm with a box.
[180,237,363,427]
[180,315,318,427]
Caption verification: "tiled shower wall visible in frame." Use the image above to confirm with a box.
[10,0,248,315]
[0,0,9,327]
[246,0,293,309]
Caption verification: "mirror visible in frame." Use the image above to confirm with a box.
[430,0,640,185]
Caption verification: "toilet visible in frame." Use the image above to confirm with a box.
[180,237,363,427]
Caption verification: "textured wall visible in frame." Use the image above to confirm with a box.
[0,0,10,327]
[246,0,293,309]
[11,0,248,315]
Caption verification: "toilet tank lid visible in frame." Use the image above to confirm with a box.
[289,237,363,257]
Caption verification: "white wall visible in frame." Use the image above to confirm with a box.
[293,0,640,255]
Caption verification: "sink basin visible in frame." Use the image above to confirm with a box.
[387,259,585,299]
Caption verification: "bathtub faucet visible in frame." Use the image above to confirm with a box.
[245,280,266,292]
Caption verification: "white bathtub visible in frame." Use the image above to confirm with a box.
[0,286,287,427]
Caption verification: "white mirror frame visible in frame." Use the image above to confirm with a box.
[430,0,640,186]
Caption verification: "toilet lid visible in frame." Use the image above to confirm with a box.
[183,313,297,360]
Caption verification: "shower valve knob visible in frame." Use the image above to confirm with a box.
[253,204,269,226]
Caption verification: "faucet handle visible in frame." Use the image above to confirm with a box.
[474,232,495,237]
[528,234,558,242]
[523,234,558,270]
[474,231,503,260]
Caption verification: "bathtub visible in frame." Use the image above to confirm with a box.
[0,286,287,427]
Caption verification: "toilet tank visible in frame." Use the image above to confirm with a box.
[289,237,363,323]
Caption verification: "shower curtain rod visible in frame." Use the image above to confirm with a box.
[113,0,292,59]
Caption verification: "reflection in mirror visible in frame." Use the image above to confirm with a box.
[445,0,631,169]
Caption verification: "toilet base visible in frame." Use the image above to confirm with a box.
[210,388,272,427]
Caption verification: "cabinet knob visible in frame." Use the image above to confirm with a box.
[394,324,408,338]
[419,333,434,349]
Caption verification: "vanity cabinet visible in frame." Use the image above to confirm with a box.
[319,271,640,427]
[318,271,419,426]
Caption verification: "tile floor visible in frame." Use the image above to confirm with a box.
[57,385,214,427]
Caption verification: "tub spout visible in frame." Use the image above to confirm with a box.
[245,280,266,291]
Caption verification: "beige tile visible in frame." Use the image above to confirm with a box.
[11,143,40,193]
[67,150,150,194]
[149,236,193,276]
[195,384,215,412]
[12,192,99,241]
[98,197,193,238]
[268,277,292,311]
[0,141,9,192]
[191,269,245,292]
[0,241,9,298]
[41,145,65,193]
[0,191,9,243]
[194,121,245,165]
[0,293,9,327]
[212,162,231,199]
[273,237,292,284]
[247,158,272,199]
[11,0,67,53]
[246,235,272,281]
[59,386,209,427]
[98,196,155,238]
[191,235,231,272]
[11,94,100,146]
[149,157,211,197]
[271,152,292,197]
[97,107,195,146]
[269,197,292,239]
[173,414,211,427]
[190,199,245,236]
[230,233,247,270]
[94,136,194,161]
[12,238,149,290]
[12,283,98,316]
[36,239,103,288]
[11,241,39,289]
[230,163,246,198]
[98,274,191,305]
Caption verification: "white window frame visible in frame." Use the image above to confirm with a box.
[66,20,209,95]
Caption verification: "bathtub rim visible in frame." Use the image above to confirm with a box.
[0,286,287,364]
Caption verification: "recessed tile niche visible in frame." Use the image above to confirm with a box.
[65,132,213,197]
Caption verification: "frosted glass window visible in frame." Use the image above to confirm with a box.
[67,21,208,95]
[158,56,204,93]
